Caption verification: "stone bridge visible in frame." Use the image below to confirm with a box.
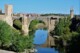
[19,15,61,35]
[12,13,62,35]
[27,16,60,27]
[0,4,74,36]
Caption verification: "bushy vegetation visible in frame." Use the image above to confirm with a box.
[10,35,33,52]
[0,21,13,47]
[54,16,72,41]
[29,19,39,31]
[54,16,80,53]
[0,20,33,52]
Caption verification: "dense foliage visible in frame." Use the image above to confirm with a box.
[54,16,80,53]
[0,20,33,52]
[54,16,72,41]
[29,19,39,31]
[0,21,12,47]
[10,35,33,52]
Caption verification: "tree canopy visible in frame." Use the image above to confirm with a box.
[0,20,33,52]
[54,16,72,41]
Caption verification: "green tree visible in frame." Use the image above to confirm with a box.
[0,21,12,47]
[76,25,80,33]
[55,18,64,36]
[55,16,71,41]
[11,35,33,52]
[0,20,33,52]
[62,17,71,41]
[54,16,80,53]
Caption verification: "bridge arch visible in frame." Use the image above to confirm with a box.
[29,19,47,31]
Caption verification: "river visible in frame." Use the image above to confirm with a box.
[33,29,59,53]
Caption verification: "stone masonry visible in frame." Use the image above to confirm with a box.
[22,14,29,35]
[5,4,13,27]
[0,4,75,35]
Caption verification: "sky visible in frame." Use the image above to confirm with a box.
[0,0,80,15]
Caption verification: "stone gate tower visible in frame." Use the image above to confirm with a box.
[5,4,13,26]
[22,14,29,35]
[70,8,74,18]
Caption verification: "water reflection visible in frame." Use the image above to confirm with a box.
[33,29,59,53]
[33,29,48,44]
[54,36,80,53]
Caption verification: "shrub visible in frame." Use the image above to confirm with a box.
[0,20,12,47]
[0,20,33,52]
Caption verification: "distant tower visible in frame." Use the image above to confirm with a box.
[5,4,13,26]
[70,7,74,18]
[22,14,29,35]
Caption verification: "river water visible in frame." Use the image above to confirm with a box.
[33,29,59,53]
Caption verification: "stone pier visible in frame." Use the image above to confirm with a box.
[22,14,29,35]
